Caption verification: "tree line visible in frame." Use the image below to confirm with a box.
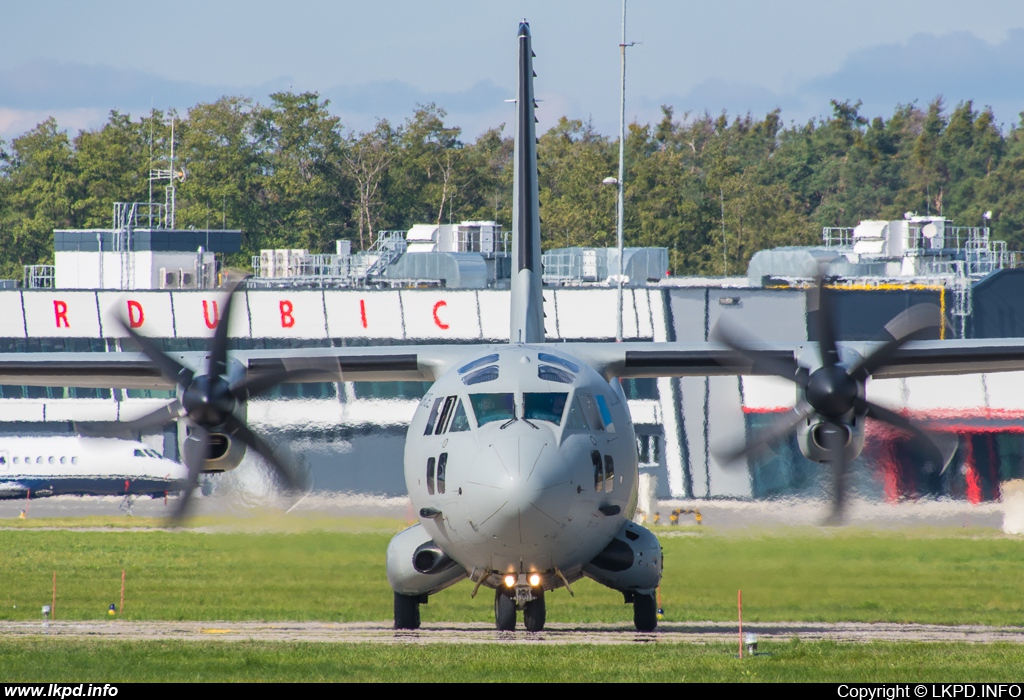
[1,91,1022,280]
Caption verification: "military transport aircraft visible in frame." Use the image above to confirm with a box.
[2,22,1024,632]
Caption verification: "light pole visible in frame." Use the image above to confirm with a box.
[614,0,633,342]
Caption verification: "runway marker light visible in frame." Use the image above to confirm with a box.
[108,604,116,616]
[504,575,516,588]
[745,632,758,656]
[528,573,541,587]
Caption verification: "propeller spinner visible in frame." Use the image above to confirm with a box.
[714,273,956,524]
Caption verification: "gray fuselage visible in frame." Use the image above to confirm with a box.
[404,343,638,586]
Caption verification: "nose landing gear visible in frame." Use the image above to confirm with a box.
[494,577,546,632]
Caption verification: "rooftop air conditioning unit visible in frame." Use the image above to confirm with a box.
[159,268,179,289]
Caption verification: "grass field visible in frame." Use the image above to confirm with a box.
[4,639,1024,682]
[1,517,1023,681]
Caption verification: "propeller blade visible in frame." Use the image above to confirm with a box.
[715,403,812,464]
[223,413,306,491]
[861,400,957,474]
[849,304,944,380]
[820,420,850,525]
[76,400,184,437]
[117,319,193,388]
[173,425,210,521]
[230,358,343,401]
[208,276,247,379]
[711,319,806,385]
[808,272,840,369]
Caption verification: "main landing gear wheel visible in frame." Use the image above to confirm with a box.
[523,591,546,632]
[494,588,516,631]
[633,593,658,632]
[394,592,421,630]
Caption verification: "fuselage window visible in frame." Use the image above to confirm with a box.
[436,453,447,495]
[60,456,67,465]
[591,450,603,491]
[427,457,436,495]
[463,366,499,386]
[423,397,444,436]
[434,396,458,435]
[458,354,500,375]
[538,365,574,384]
[12,457,18,465]
[524,393,568,424]
[470,393,515,426]
[71,456,77,465]
[449,400,471,432]
[48,456,55,464]
[36,456,43,464]
[603,455,615,492]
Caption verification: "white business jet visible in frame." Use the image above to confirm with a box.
[0,434,187,502]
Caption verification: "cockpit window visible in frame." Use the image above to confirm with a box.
[433,396,458,435]
[578,394,605,431]
[458,354,500,375]
[423,397,444,436]
[463,365,499,385]
[538,353,580,374]
[524,393,568,424]
[565,396,589,429]
[595,395,615,432]
[449,400,471,432]
[470,393,515,426]
[538,365,574,384]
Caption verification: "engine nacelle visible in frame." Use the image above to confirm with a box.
[387,524,467,596]
[180,428,247,473]
[795,415,866,464]
[582,521,662,595]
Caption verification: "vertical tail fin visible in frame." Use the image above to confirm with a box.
[510,21,545,344]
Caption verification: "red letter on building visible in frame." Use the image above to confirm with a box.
[202,300,219,329]
[53,300,69,328]
[359,299,368,329]
[280,300,295,328]
[432,300,449,330]
[126,300,145,328]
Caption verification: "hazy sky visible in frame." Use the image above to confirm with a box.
[4,0,1024,140]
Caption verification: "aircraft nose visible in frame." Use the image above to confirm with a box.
[471,430,572,544]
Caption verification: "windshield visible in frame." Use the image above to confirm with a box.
[469,393,515,426]
[524,393,568,424]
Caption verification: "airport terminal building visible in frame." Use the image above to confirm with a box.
[7,212,1024,505]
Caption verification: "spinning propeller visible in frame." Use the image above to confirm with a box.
[81,277,325,519]
[714,273,956,524]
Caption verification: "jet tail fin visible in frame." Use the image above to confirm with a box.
[510,21,545,344]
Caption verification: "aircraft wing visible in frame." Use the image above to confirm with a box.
[0,344,484,389]
[566,338,1024,380]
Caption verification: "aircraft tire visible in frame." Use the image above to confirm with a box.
[394,592,421,630]
[494,588,516,631]
[633,592,658,632]
[523,591,545,632]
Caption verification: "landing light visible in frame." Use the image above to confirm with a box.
[504,575,516,588]
[528,573,541,587]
